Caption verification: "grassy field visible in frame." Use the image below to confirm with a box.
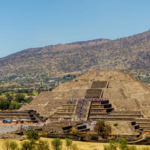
[0,138,150,150]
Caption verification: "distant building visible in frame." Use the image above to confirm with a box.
[48,80,55,83]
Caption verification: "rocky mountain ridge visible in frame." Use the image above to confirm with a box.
[1,30,150,76]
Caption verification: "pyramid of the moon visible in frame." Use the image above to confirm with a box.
[20,70,150,118]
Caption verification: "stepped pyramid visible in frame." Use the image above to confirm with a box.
[20,70,150,119]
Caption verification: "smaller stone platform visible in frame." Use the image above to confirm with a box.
[0,110,45,123]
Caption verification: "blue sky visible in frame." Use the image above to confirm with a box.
[0,0,150,58]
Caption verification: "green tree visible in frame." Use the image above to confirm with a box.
[51,138,62,150]
[6,95,13,103]
[15,94,25,103]
[28,90,33,96]
[26,130,40,141]
[36,139,50,150]
[65,138,72,150]
[109,140,119,150]
[5,93,10,97]
[9,101,21,110]
[71,144,78,150]
[119,139,128,150]
[21,141,33,150]
[3,139,11,150]
[26,97,33,104]
[15,103,22,109]
[9,140,18,150]
[49,88,53,91]
[9,101,17,110]
[0,100,10,110]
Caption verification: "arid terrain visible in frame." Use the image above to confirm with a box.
[0,138,150,150]
[1,30,150,76]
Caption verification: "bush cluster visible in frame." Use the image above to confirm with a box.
[3,130,78,150]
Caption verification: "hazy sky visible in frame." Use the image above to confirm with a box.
[0,0,150,58]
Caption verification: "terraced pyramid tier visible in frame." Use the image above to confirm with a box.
[20,70,150,118]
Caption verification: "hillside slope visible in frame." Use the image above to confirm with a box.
[1,30,150,76]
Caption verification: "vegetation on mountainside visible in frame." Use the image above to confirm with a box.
[1,31,150,77]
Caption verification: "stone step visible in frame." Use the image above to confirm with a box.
[57,109,74,113]
[61,107,75,109]
[132,125,139,129]
[0,114,29,116]
[142,127,150,130]
[85,89,102,98]
[139,124,150,127]
[89,112,108,115]
[143,129,150,132]
[0,111,29,113]
[80,128,90,132]
[91,100,109,104]
[0,116,31,119]
[90,108,113,113]
[62,104,76,106]
[108,115,141,118]
[88,117,135,121]
[91,81,107,88]
[110,111,141,115]
[91,104,111,107]
[67,102,76,104]
[137,123,150,126]
[54,112,73,115]
[50,116,72,120]
[52,114,73,117]
[136,119,150,123]
[76,124,86,129]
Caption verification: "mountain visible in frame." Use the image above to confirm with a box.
[1,30,150,76]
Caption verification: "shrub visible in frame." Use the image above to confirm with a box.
[0,100,10,110]
[26,97,33,104]
[79,134,85,141]
[26,130,40,141]
[94,119,104,135]
[51,138,62,150]
[3,139,18,150]
[6,95,13,103]
[9,101,17,110]
[3,139,11,150]
[103,124,111,139]
[142,148,150,150]
[9,102,22,110]
[15,94,25,103]
[21,141,33,150]
[114,123,118,127]
[36,139,50,150]
[9,140,18,150]
[126,145,137,150]
[15,103,22,109]
[119,139,128,150]
[109,140,119,150]
[65,138,72,150]
[71,144,78,150]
